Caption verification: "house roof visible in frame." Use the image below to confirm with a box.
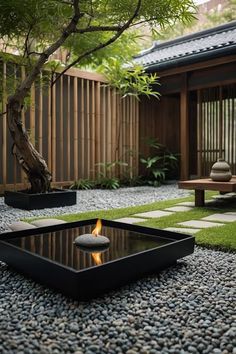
[134,21,236,72]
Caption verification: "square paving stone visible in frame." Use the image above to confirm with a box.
[164,227,201,234]
[212,194,236,200]
[202,214,236,222]
[165,206,193,212]
[113,217,147,224]
[176,201,195,206]
[178,220,224,228]
[133,210,173,218]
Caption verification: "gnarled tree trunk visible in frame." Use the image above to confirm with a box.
[7,96,52,193]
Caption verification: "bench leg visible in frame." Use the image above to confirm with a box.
[195,190,204,207]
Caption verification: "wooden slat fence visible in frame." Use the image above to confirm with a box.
[197,83,236,177]
[0,62,139,193]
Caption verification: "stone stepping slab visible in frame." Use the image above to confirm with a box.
[133,210,173,218]
[176,201,195,207]
[8,218,66,231]
[165,206,193,212]
[178,220,225,229]
[212,194,236,200]
[202,213,236,222]
[164,227,201,234]
[114,217,147,224]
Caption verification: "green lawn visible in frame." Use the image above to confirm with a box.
[26,191,236,252]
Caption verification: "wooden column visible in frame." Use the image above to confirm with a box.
[180,73,189,180]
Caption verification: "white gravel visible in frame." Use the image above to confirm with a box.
[0,184,190,232]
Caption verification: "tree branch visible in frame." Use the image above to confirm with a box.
[9,0,81,104]
[52,0,142,85]
[74,25,122,33]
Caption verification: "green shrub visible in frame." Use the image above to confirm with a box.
[140,138,179,186]
[70,179,94,190]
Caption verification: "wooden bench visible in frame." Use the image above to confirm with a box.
[178,176,236,207]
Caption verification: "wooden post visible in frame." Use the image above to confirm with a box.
[180,73,189,180]
[195,190,205,207]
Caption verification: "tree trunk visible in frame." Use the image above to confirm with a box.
[7,97,52,193]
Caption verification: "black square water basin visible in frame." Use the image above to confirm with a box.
[0,219,194,300]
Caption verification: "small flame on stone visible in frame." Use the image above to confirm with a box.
[92,219,102,237]
[91,220,103,265]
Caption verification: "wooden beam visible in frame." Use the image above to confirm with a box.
[180,73,189,180]
[159,55,236,77]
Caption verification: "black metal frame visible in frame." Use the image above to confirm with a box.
[4,189,77,210]
[0,219,195,300]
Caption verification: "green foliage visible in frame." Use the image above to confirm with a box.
[0,0,195,68]
[96,176,120,190]
[120,175,144,187]
[70,179,94,190]
[94,160,128,189]
[95,160,128,175]
[99,58,160,99]
[140,138,179,186]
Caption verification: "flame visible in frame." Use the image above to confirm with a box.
[91,252,102,265]
[92,219,102,237]
[91,220,103,265]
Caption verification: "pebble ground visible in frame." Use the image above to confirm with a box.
[0,186,235,354]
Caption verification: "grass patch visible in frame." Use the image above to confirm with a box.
[196,224,236,252]
[25,191,236,252]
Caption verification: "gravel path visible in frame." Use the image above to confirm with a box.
[0,186,235,354]
[0,185,189,232]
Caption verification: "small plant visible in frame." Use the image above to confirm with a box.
[70,179,94,190]
[94,160,128,190]
[95,160,128,174]
[97,176,120,190]
[140,138,179,186]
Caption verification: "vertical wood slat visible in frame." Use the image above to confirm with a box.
[91,81,95,179]
[95,82,101,177]
[197,90,202,177]
[219,86,223,157]
[180,73,189,180]
[80,78,84,179]
[231,86,235,172]
[111,89,116,167]
[73,77,78,180]
[13,64,17,188]
[20,66,26,184]
[2,62,7,187]
[47,83,52,172]
[107,87,111,176]
[67,76,71,181]
[60,76,64,181]
[135,98,139,178]
[51,77,56,181]
[38,73,43,155]
[86,79,90,178]
[101,86,106,174]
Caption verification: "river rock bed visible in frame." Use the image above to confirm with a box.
[0,248,235,354]
[0,186,235,353]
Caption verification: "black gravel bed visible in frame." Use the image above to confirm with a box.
[0,247,235,354]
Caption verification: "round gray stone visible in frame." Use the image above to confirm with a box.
[74,234,110,248]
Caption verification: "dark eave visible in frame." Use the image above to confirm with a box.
[134,21,236,73]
